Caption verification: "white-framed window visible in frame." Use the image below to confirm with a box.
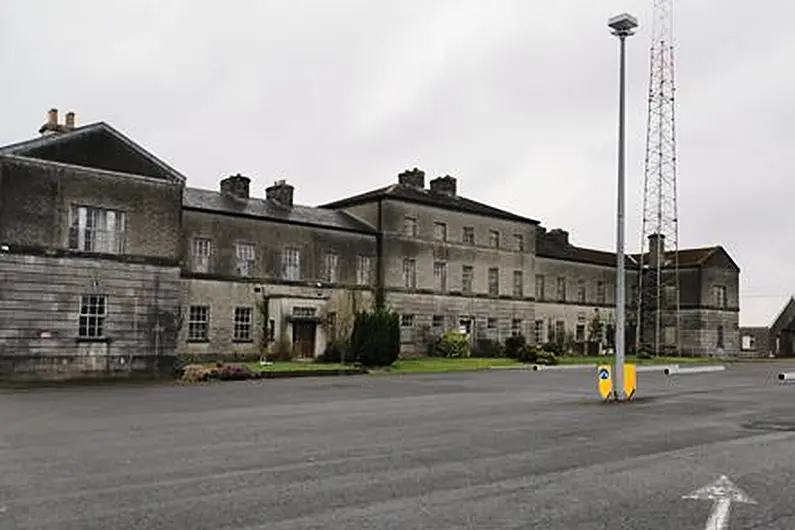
[488,230,500,248]
[356,255,372,285]
[575,323,585,342]
[462,265,473,294]
[403,217,417,237]
[192,238,212,273]
[534,319,544,344]
[741,334,756,350]
[281,247,301,281]
[557,277,566,301]
[462,227,475,245]
[188,305,209,341]
[514,234,524,252]
[597,281,606,304]
[555,320,565,341]
[235,242,255,277]
[293,306,316,318]
[511,319,523,337]
[78,294,107,338]
[233,307,253,341]
[403,258,416,288]
[487,317,498,340]
[432,314,445,329]
[323,252,339,283]
[434,262,447,292]
[488,268,499,296]
[536,275,545,301]
[68,205,126,254]
[400,314,415,343]
[513,270,523,298]
[577,281,586,304]
[713,285,727,309]
[434,222,447,242]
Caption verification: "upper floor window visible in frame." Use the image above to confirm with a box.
[713,285,727,308]
[577,281,586,304]
[513,270,523,298]
[235,242,255,277]
[356,255,372,285]
[535,275,545,301]
[556,277,566,301]
[462,265,474,294]
[281,247,301,281]
[514,234,524,252]
[322,252,339,283]
[434,261,448,292]
[462,227,475,245]
[192,238,212,273]
[78,294,107,339]
[434,222,447,242]
[488,230,500,248]
[403,217,417,237]
[68,205,126,254]
[597,281,606,304]
[402,258,416,289]
[488,267,499,296]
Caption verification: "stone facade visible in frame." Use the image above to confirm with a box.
[0,112,744,380]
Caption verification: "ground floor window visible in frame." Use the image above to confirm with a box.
[400,314,415,343]
[188,305,210,341]
[78,294,107,338]
[233,307,252,341]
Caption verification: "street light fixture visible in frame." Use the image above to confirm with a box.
[608,12,637,401]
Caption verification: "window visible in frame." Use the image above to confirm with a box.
[462,227,475,245]
[557,277,566,301]
[575,324,585,342]
[235,242,255,277]
[555,320,565,341]
[267,318,276,342]
[293,306,316,318]
[281,247,301,280]
[327,312,337,339]
[434,262,448,292]
[233,307,253,341]
[514,234,524,252]
[713,285,727,309]
[536,275,545,301]
[534,319,544,344]
[356,256,372,285]
[192,238,212,273]
[488,230,500,248]
[322,253,339,283]
[741,334,756,350]
[717,325,725,349]
[188,305,209,341]
[78,295,107,338]
[487,317,498,340]
[68,205,126,254]
[513,270,523,298]
[577,281,586,304]
[462,265,473,294]
[511,319,523,337]
[432,314,445,329]
[400,314,415,343]
[402,258,416,288]
[664,326,676,346]
[403,217,417,237]
[434,222,447,241]
[488,268,499,296]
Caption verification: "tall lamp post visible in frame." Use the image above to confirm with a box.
[608,13,638,401]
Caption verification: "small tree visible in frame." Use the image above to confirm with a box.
[349,306,400,367]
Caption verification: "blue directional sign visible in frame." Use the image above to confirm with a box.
[598,368,610,380]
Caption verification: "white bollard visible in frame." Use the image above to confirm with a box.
[664,365,726,376]
[778,372,795,382]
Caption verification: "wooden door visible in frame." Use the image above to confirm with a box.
[292,322,317,358]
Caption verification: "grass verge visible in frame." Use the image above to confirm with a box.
[201,361,356,373]
[371,357,521,374]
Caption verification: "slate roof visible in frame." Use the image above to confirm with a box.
[0,121,187,184]
[183,187,376,234]
[536,234,637,267]
[320,183,540,225]
[630,247,722,267]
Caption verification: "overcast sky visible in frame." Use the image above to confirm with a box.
[1,0,792,326]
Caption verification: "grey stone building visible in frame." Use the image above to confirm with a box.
[739,297,795,358]
[0,111,743,380]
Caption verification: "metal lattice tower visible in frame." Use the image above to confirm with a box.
[635,0,681,356]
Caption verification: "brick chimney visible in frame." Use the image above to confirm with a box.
[397,168,425,189]
[266,179,294,207]
[220,173,251,199]
[548,228,569,246]
[648,233,665,267]
[38,108,77,135]
[64,111,76,130]
[429,175,457,196]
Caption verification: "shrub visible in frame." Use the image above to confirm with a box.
[350,307,400,367]
[542,341,565,356]
[180,364,215,383]
[268,337,295,362]
[217,363,255,381]
[516,345,538,364]
[473,338,504,358]
[434,330,471,358]
[504,334,527,359]
[637,351,652,360]
[317,340,351,364]
[535,350,559,366]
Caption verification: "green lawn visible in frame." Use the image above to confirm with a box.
[556,355,716,366]
[372,357,521,374]
[202,361,356,373]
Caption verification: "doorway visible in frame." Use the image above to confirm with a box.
[292,321,317,358]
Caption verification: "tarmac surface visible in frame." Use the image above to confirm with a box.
[2,362,795,529]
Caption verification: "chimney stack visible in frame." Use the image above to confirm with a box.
[547,228,570,246]
[429,175,457,196]
[38,108,76,136]
[397,168,425,189]
[48,108,58,126]
[64,111,76,130]
[220,173,251,199]
[265,179,294,208]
